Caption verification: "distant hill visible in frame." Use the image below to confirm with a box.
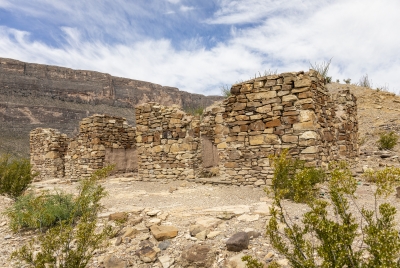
[0,57,223,157]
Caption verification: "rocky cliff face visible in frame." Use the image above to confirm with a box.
[0,57,222,156]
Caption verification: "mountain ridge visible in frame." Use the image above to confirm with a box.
[0,57,223,157]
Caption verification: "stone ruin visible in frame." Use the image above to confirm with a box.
[30,70,359,186]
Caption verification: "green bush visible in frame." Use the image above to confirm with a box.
[5,191,77,232]
[268,150,325,203]
[0,154,37,198]
[378,131,398,150]
[245,158,400,268]
[10,166,114,268]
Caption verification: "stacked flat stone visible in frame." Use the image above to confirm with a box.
[135,103,200,181]
[199,70,358,185]
[64,115,135,180]
[29,69,358,186]
[30,128,69,180]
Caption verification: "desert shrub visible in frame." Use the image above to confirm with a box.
[11,166,114,268]
[358,74,372,88]
[244,159,400,268]
[0,154,37,198]
[268,150,325,203]
[184,106,204,116]
[220,84,231,98]
[343,78,351,84]
[378,131,398,150]
[363,166,400,186]
[309,58,332,84]
[376,84,390,92]
[5,191,76,232]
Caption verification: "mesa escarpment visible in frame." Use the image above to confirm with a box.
[0,57,222,156]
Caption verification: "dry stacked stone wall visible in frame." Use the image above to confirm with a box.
[30,128,69,181]
[30,115,136,181]
[199,70,358,186]
[135,103,200,181]
[65,115,136,180]
[30,70,358,185]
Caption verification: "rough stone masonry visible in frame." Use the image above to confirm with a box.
[30,70,358,185]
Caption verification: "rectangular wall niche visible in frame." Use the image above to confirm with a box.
[105,148,138,173]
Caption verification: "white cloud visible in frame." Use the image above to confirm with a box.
[0,0,400,95]
[166,0,180,4]
[180,5,195,12]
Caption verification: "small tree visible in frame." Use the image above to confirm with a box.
[262,158,400,268]
[11,166,114,268]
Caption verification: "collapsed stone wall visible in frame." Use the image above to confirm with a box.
[65,115,136,180]
[199,70,358,186]
[30,128,69,180]
[135,103,200,181]
[30,70,358,185]
[30,115,136,181]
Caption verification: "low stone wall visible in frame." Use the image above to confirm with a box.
[135,103,200,181]
[64,115,136,180]
[30,70,359,185]
[30,115,136,181]
[30,128,69,180]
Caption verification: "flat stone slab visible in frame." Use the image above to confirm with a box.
[237,214,260,222]
[252,202,272,215]
[203,205,250,215]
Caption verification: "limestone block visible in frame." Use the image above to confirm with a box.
[282,135,298,143]
[282,94,298,102]
[293,121,315,131]
[265,119,281,128]
[232,103,247,111]
[299,110,316,122]
[301,146,319,154]
[215,114,224,123]
[247,91,277,101]
[217,142,227,149]
[294,78,312,88]
[256,105,271,113]
[300,131,318,139]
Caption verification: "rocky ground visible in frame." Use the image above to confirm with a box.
[1,83,400,268]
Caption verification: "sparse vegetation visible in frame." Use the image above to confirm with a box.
[378,131,399,150]
[0,154,37,199]
[267,150,325,203]
[10,166,114,268]
[358,74,372,88]
[184,106,204,116]
[244,155,400,268]
[5,191,77,232]
[309,58,332,84]
[376,84,390,92]
[220,84,231,98]
[343,78,352,84]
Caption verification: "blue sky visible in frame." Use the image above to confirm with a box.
[0,0,399,95]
